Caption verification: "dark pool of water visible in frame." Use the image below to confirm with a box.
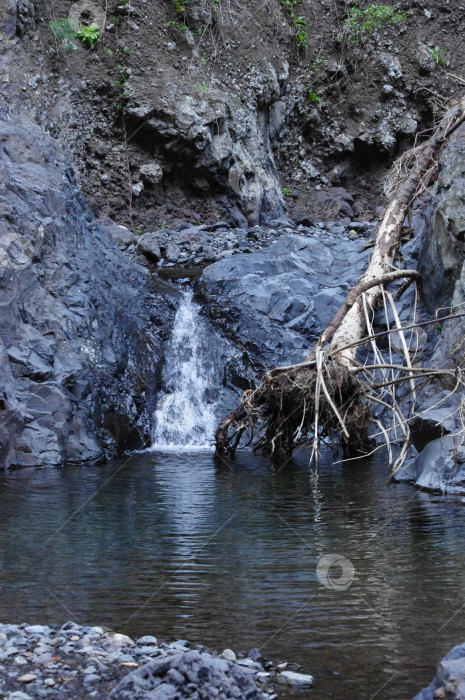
[0,449,464,698]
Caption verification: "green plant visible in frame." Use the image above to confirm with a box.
[196,84,208,92]
[114,63,131,109]
[173,0,190,14]
[427,45,450,67]
[306,87,320,104]
[282,187,293,196]
[166,20,188,32]
[293,15,307,48]
[344,4,405,43]
[279,0,307,49]
[296,30,307,48]
[75,22,101,49]
[50,18,78,53]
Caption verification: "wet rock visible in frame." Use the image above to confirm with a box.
[276,670,314,688]
[394,435,465,495]
[165,243,181,263]
[419,122,465,310]
[413,642,465,699]
[221,649,237,662]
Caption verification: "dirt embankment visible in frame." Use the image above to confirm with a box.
[4,0,465,229]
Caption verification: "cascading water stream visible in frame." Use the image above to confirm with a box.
[151,288,218,451]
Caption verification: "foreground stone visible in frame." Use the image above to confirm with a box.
[276,670,314,688]
[413,642,465,699]
[0,622,304,699]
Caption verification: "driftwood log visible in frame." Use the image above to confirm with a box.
[215,96,465,462]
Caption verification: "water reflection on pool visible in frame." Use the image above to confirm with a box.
[0,449,464,698]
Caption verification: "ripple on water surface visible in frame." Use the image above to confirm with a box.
[0,449,464,699]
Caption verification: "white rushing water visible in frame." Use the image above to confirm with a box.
[151,288,218,451]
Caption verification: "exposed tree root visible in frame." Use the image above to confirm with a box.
[215,96,465,467]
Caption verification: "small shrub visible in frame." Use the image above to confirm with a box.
[75,22,101,49]
[307,87,320,104]
[166,20,188,32]
[282,187,293,196]
[345,4,405,43]
[115,63,130,109]
[427,45,450,67]
[279,0,307,49]
[173,0,190,15]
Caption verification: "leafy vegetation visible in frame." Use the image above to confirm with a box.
[281,187,293,196]
[279,0,307,49]
[166,20,189,32]
[344,3,405,43]
[306,87,320,104]
[114,63,130,109]
[75,22,101,49]
[427,45,450,67]
[50,18,101,51]
[173,0,190,16]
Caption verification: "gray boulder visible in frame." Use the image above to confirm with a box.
[103,223,137,250]
[137,232,162,262]
[413,642,465,699]
[394,435,465,495]
[200,232,369,371]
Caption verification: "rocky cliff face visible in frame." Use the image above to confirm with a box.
[0,109,174,468]
[391,122,465,494]
[4,0,465,232]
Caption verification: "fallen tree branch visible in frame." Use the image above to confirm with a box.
[215,96,465,463]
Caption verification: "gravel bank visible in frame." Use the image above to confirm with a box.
[0,622,314,699]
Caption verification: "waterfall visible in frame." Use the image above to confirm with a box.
[151,288,218,451]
